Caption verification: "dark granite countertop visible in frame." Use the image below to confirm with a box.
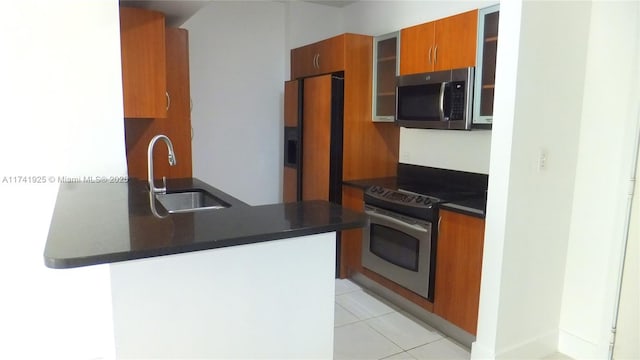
[440,194,487,218]
[44,178,367,269]
[343,177,398,191]
[343,176,487,218]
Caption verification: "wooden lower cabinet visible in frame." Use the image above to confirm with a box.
[339,186,364,277]
[434,209,485,335]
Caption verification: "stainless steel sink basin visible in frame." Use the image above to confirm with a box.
[155,189,230,213]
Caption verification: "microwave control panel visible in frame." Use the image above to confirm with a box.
[448,81,466,120]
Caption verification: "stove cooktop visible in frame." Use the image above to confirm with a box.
[361,164,489,221]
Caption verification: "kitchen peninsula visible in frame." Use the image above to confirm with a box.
[44,178,366,358]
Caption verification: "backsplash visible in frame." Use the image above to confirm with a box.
[399,127,492,175]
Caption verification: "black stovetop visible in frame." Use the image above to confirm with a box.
[363,164,488,221]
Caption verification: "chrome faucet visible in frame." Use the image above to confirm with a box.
[148,134,176,194]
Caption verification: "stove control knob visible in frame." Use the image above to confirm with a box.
[378,188,385,194]
[416,196,424,203]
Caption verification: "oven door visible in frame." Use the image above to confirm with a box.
[362,205,433,299]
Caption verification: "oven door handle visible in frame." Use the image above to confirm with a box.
[365,209,430,234]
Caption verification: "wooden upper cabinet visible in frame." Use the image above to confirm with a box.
[162,28,192,179]
[400,21,435,75]
[434,209,485,335]
[124,27,192,181]
[119,7,167,118]
[291,35,346,79]
[434,9,478,71]
[400,9,478,75]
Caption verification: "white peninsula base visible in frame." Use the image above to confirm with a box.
[110,232,336,359]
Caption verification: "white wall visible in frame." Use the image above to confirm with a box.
[474,1,640,359]
[614,132,640,359]
[0,0,125,358]
[185,1,286,205]
[400,128,492,173]
[559,2,640,358]
[472,0,522,357]
[474,1,593,358]
[111,232,336,359]
[286,1,344,49]
[343,0,495,174]
[344,0,493,37]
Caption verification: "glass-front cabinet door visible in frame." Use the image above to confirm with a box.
[473,4,499,127]
[372,31,399,122]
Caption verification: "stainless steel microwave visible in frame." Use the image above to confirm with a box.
[395,67,474,130]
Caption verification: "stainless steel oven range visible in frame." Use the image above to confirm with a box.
[362,186,441,301]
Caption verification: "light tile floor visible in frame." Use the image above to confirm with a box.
[334,279,470,360]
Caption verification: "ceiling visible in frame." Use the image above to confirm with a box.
[120,1,209,27]
[119,0,358,27]
[305,1,358,7]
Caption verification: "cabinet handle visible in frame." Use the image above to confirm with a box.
[165,91,171,111]
[428,46,432,64]
[438,216,442,234]
[316,53,320,69]
[190,97,193,114]
[191,126,194,141]
[434,45,438,65]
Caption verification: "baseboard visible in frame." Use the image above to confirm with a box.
[472,329,560,359]
[558,329,607,359]
[496,329,558,359]
[471,340,496,359]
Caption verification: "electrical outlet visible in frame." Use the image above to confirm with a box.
[538,149,548,171]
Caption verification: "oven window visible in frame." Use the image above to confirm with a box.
[370,224,419,271]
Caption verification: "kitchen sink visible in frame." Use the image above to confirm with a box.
[155,189,230,214]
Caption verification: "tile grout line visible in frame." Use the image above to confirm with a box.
[334,280,466,360]
[336,288,440,349]
[334,302,362,328]
[338,293,451,356]
[378,349,416,360]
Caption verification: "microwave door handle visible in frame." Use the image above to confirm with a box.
[365,209,429,234]
[439,82,446,121]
